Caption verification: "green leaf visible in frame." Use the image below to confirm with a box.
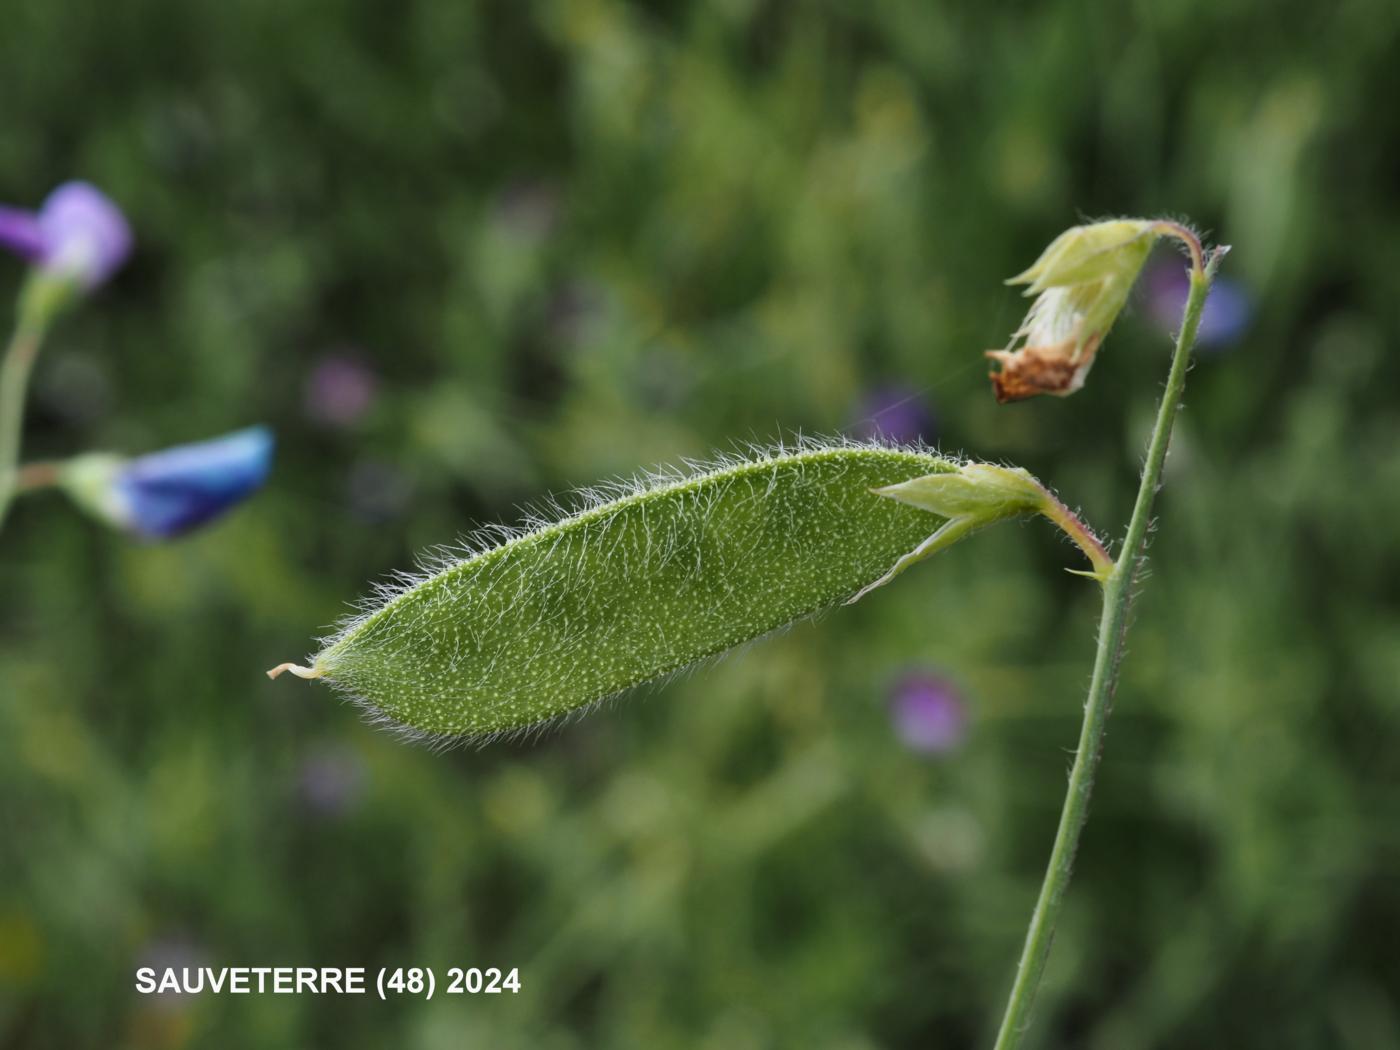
[271,442,1037,744]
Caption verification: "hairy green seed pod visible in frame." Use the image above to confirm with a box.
[270,442,1036,745]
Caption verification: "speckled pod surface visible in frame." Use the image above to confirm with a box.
[307,443,959,744]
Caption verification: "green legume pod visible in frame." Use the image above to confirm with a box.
[283,443,967,744]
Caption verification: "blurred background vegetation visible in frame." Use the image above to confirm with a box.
[3,1,1399,1047]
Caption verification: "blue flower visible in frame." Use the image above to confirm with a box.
[0,181,132,290]
[63,427,274,539]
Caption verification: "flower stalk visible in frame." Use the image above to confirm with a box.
[992,235,1226,1049]
[0,303,50,531]
[15,460,62,492]
[0,181,133,536]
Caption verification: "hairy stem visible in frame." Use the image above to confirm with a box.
[992,242,1223,1049]
[0,312,48,533]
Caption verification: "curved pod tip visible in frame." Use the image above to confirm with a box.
[267,662,323,681]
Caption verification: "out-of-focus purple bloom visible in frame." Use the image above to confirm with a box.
[0,181,132,289]
[890,671,967,755]
[304,353,378,427]
[0,206,45,262]
[298,747,367,818]
[64,427,274,539]
[854,384,938,445]
[1143,260,1252,352]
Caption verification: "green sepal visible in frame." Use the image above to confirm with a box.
[55,452,128,530]
[853,464,1044,599]
[1007,220,1158,294]
[870,462,1114,589]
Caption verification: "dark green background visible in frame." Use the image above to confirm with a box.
[2,1,1398,1047]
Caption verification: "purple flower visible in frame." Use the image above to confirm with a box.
[63,426,274,539]
[304,353,378,427]
[1143,260,1252,352]
[890,671,967,755]
[0,181,132,289]
[855,384,938,445]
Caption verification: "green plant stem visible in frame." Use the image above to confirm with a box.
[0,313,48,533]
[992,246,1222,1050]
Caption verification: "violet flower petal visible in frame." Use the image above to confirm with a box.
[0,205,47,263]
[890,671,968,755]
[35,181,133,288]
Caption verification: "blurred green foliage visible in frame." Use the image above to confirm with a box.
[3,1,1400,1047]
